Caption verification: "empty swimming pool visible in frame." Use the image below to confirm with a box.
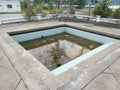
[10,26,117,76]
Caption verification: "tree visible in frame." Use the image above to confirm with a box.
[68,0,74,6]
[112,7,120,19]
[91,0,99,5]
[93,0,112,18]
[23,0,30,8]
[67,0,75,14]
[55,0,61,8]
[48,0,53,9]
[33,0,41,4]
[76,0,86,9]
[87,0,99,16]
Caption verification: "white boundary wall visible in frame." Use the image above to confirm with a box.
[0,0,21,12]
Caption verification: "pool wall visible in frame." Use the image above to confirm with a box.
[65,27,116,43]
[52,42,114,75]
[12,27,116,44]
[12,27,65,42]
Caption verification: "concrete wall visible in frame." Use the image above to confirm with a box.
[109,5,120,10]
[0,0,21,12]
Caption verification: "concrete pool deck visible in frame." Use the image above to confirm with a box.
[0,20,120,90]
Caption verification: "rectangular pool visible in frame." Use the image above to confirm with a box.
[10,26,117,76]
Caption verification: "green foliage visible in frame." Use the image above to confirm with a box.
[76,0,86,9]
[41,10,48,17]
[79,8,94,15]
[67,0,86,8]
[24,6,36,18]
[24,7,47,20]
[68,6,75,14]
[112,8,120,19]
[93,0,112,18]
[50,8,63,14]
[68,0,73,6]
[33,4,43,13]
[24,5,42,19]
[33,0,43,4]
[48,0,53,10]
[93,6,112,18]
[55,0,61,8]
[67,0,76,14]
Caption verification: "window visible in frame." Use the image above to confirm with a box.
[7,4,12,8]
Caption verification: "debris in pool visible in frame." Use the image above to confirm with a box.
[49,41,64,67]
[64,34,69,36]
[19,33,102,71]
[42,36,44,38]
[89,45,94,49]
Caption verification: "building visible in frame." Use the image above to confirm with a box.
[0,0,21,12]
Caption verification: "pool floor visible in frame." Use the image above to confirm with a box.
[19,33,101,71]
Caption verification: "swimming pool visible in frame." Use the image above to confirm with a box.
[11,26,117,76]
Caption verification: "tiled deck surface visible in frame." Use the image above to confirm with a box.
[0,20,120,90]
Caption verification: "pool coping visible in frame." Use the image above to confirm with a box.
[0,23,120,90]
[8,24,120,39]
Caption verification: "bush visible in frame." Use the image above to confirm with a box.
[68,6,75,14]
[33,5,42,14]
[41,10,48,17]
[112,8,120,19]
[93,0,112,18]
[24,6,36,17]
[24,5,42,20]
[93,6,112,18]
[50,8,63,14]
[77,0,86,9]
[25,9,35,18]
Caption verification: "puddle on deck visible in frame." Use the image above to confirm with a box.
[20,33,102,70]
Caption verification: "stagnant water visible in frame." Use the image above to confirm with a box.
[20,32,102,71]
